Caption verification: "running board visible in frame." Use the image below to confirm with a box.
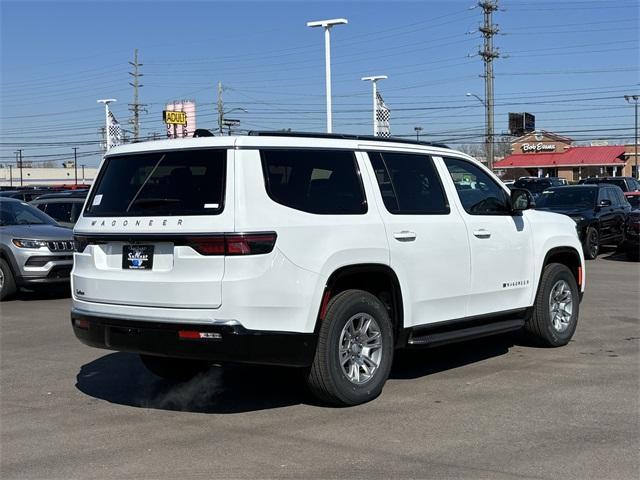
[407,318,525,348]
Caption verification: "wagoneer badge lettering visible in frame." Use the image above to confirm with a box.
[90,218,184,228]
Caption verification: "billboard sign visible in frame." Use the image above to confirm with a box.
[163,110,187,125]
[165,100,196,138]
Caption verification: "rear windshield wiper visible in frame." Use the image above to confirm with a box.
[128,198,181,209]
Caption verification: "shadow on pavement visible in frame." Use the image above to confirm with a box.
[76,333,517,413]
[10,286,71,301]
[390,333,515,380]
[600,249,635,263]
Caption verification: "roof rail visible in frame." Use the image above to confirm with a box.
[247,130,450,149]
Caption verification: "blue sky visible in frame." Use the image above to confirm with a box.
[1,0,638,167]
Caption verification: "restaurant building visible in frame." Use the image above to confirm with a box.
[494,130,636,181]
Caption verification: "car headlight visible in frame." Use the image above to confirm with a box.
[12,239,48,249]
[569,216,585,224]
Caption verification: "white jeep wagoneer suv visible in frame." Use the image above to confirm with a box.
[71,132,585,405]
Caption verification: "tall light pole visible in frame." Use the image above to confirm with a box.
[414,126,423,142]
[307,18,348,133]
[97,99,116,152]
[625,95,639,179]
[466,92,491,166]
[361,75,387,136]
[72,147,78,185]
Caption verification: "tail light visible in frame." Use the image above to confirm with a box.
[187,232,277,256]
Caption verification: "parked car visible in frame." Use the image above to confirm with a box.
[535,184,630,259]
[70,132,585,406]
[582,176,640,193]
[623,191,640,209]
[0,189,58,202]
[30,190,87,228]
[512,177,566,199]
[0,198,74,300]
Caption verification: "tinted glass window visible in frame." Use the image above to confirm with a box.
[368,151,449,214]
[261,149,366,214]
[627,195,640,209]
[444,157,510,215]
[0,201,56,226]
[513,178,552,194]
[43,202,73,222]
[537,188,597,209]
[85,149,226,217]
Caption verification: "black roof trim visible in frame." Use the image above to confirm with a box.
[247,131,450,149]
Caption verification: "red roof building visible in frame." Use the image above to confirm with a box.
[495,131,634,181]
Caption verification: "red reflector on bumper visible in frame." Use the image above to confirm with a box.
[178,330,222,340]
[74,319,90,329]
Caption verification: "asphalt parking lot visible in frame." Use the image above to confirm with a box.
[1,253,638,480]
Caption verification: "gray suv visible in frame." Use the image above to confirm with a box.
[0,198,74,300]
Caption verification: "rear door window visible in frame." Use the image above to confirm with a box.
[85,149,226,217]
[367,151,449,214]
[261,149,367,214]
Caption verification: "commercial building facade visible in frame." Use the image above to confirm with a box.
[495,130,637,181]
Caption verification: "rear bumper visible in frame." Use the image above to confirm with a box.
[70,310,318,368]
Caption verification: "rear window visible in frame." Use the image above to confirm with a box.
[85,149,226,217]
[261,149,367,214]
[513,179,552,194]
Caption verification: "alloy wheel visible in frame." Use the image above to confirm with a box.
[549,280,574,333]
[339,313,383,385]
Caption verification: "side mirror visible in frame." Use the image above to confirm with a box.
[599,199,612,207]
[510,188,534,213]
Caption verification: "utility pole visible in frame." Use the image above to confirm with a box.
[128,49,146,142]
[72,147,78,185]
[16,149,23,187]
[217,81,224,135]
[478,1,500,171]
[81,164,86,183]
[624,95,639,179]
[9,164,13,187]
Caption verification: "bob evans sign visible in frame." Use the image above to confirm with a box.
[521,143,557,153]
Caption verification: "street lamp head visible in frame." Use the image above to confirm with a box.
[307,18,348,28]
[361,75,388,82]
[414,126,423,132]
[97,99,117,105]
[466,92,472,96]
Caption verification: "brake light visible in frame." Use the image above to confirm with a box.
[186,236,226,255]
[186,232,277,256]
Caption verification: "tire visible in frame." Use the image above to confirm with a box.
[140,354,209,382]
[584,227,599,260]
[307,289,394,406]
[524,263,579,347]
[0,258,17,301]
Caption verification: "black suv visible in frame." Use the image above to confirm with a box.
[536,184,631,259]
[30,190,88,228]
[513,177,566,199]
[582,176,640,193]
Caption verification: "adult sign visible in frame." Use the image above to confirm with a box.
[163,110,187,125]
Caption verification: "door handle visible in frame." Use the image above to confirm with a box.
[393,230,417,242]
[473,229,491,239]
